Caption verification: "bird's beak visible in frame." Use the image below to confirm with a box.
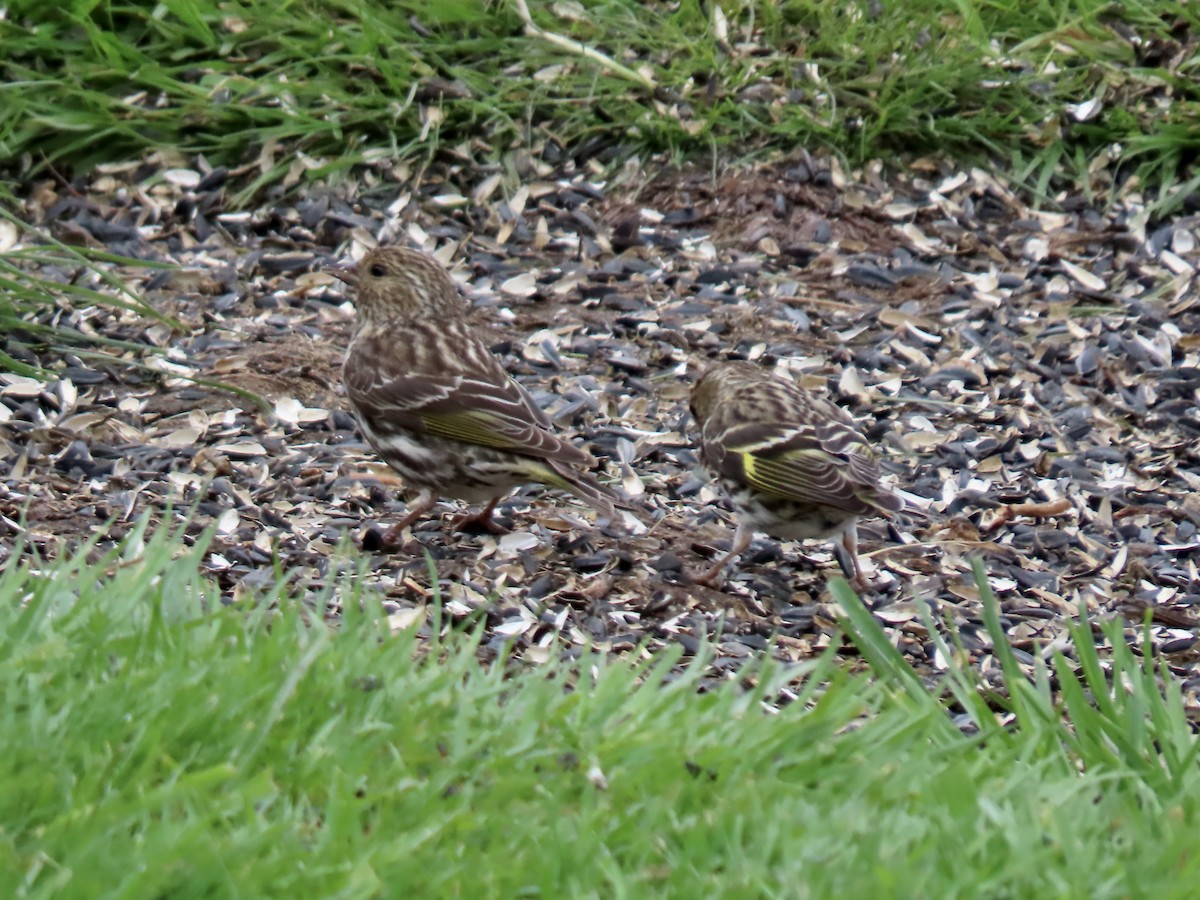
[327,262,358,288]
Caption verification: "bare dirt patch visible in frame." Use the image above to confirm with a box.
[3,151,1198,715]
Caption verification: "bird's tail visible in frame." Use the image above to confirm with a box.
[534,462,620,521]
[871,486,906,516]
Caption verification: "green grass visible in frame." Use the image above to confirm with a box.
[2,0,1199,205]
[0,211,273,408]
[0,205,180,376]
[2,522,1197,897]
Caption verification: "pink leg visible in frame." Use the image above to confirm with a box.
[838,524,868,591]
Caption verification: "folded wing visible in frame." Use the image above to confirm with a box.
[346,319,593,469]
[704,417,896,515]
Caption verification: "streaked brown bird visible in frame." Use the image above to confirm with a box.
[332,246,617,545]
[689,361,902,587]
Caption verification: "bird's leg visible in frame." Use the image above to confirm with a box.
[693,524,753,588]
[376,490,436,549]
[834,524,868,591]
[451,496,509,535]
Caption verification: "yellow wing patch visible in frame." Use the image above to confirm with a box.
[420,410,521,450]
[741,448,834,500]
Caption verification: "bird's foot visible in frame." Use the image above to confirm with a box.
[689,561,729,590]
[361,517,420,553]
[689,534,749,590]
[362,493,437,553]
[450,499,509,535]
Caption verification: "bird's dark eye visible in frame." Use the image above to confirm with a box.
[369,263,386,278]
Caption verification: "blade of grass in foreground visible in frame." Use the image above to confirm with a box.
[837,560,1200,792]
[829,576,941,705]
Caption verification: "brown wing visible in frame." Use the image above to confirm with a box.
[344,317,593,468]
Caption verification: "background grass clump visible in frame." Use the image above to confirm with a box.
[2,525,1198,897]
[2,1,1199,202]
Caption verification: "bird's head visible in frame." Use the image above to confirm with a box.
[329,246,468,323]
[688,367,720,426]
[690,362,750,425]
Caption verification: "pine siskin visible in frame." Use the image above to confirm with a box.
[332,246,617,544]
[689,361,902,587]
